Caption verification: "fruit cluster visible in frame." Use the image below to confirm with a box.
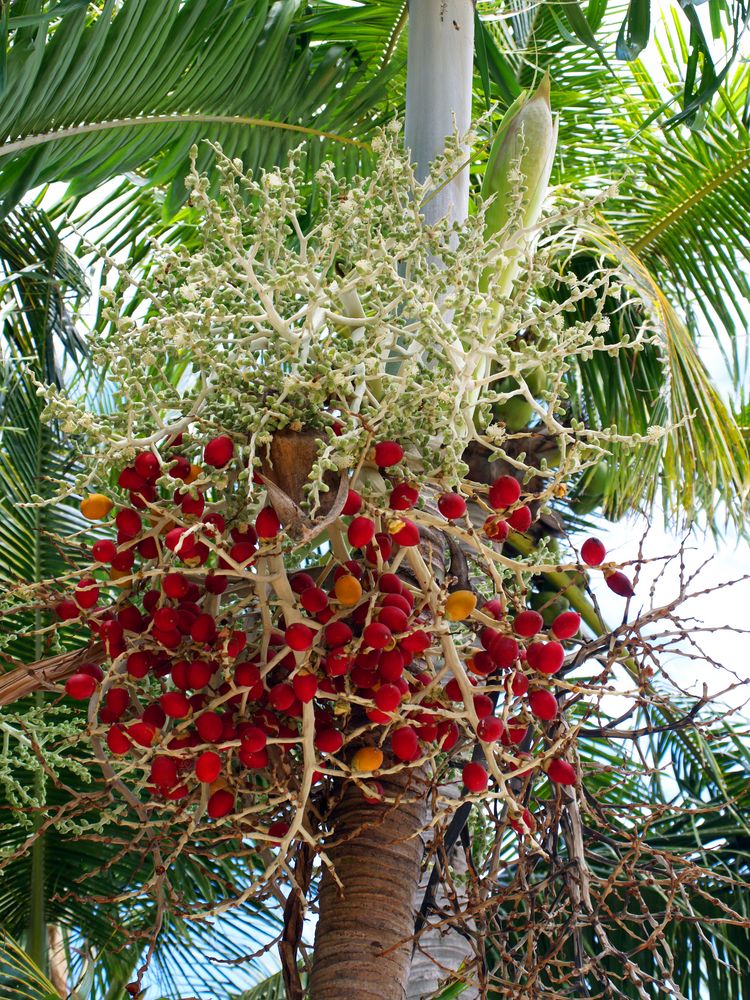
[57,432,628,842]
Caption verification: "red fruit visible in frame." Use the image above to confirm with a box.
[362,781,385,804]
[551,611,581,640]
[315,728,344,754]
[195,751,222,783]
[483,516,509,541]
[111,549,136,572]
[510,671,529,696]
[392,726,419,761]
[78,662,104,681]
[207,789,235,819]
[239,746,269,768]
[547,758,577,786]
[324,622,353,648]
[291,572,315,593]
[106,724,131,755]
[374,440,404,467]
[134,451,160,481]
[514,609,543,637]
[240,725,267,753]
[301,587,328,614]
[391,519,419,547]
[75,577,99,609]
[115,508,142,540]
[379,648,405,681]
[437,720,460,751]
[138,536,159,559]
[255,506,281,539]
[501,719,529,746]
[401,629,431,654]
[105,687,129,718]
[65,673,97,700]
[160,692,191,719]
[117,467,147,492]
[269,683,295,713]
[367,532,393,563]
[490,636,520,669]
[527,641,565,675]
[187,660,213,688]
[378,606,409,633]
[196,712,224,742]
[191,613,217,644]
[142,703,166,728]
[129,721,157,747]
[507,505,532,533]
[56,600,80,622]
[92,539,117,563]
[162,572,189,600]
[581,537,606,566]
[347,516,375,549]
[462,761,488,793]
[363,622,392,650]
[473,693,494,719]
[378,573,403,594]
[267,820,290,843]
[293,673,318,703]
[437,492,467,519]
[285,622,316,652]
[204,512,227,536]
[528,689,558,721]
[488,475,521,509]
[374,683,401,713]
[165,527,196,556]
[389,482,419,510]
[342,489,363,516]
[483,598,504,620]
[477,716,504,742]
[150,756,179,788]
[153,607,178,632]
[205,572,228,595]
[204,434,234,468]
[605,570,635,598]
[510,807,536,835]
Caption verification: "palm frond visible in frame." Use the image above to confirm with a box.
[0,932,58,1000]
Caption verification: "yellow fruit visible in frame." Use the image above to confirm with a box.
[80,493,113,520]
[334,573,363,607]
[351,747,384,772]
[444,590,477,622]
[109,567,131,588]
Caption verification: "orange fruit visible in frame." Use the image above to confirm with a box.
[184,464,202,485]
[334,574,363,607]
[444,590,477,622]
[80,493,113,520]
[351,747,384,772]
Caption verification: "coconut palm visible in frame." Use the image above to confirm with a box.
[1,2,749,998]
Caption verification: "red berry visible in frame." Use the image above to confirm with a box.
[514,610,543,637]
[437,720,460,751]
[483,516,509,541]
[106,724,131,755]
[196,712,224,742]
[240,725,267,752]
[528,688,558,721]
[438,492,467,519]
[378,606,409,633]
[269,682,295,712]
[187,660,213,688]
[342,489,363,516]
[117,467,147,492]
[391,519,419,547]
[374,683,401,712]
[389,482,419,510]
[75,577,99,609]
[551,611,581,640]
[162,572,189,600]
[255,506,281,539]
[285,622,316,651]
[300,587,328,614]
[374,440,404,467]
[78,662,104,681]
[150,756,179,787]
[526,641,565,675]
[392,726,419,761]
[473,693,494,718]
[191,613,217,644]
[462,761,488,793]
[315,728,344,754]
[401,629,430,654]
[581,537,606,566]
[56,600,80,622]
[267,820,290,843]
[195,750,222,783]
[115,508,142,540]
[477,716,504,742]
[511,671,529,696]
[605,570,635,598]
[105,687,129,718]
[204,434,234,468]
[92,539,117,563]
[378,573,403,594]
[488,475,520,509]
[205,572,228,595]
[363,622,392,649]
[347,516,375,549]
[129,721,157,747]
[160,691,191,718]
[134,451,160,481]
[547,758,577,786]
[507,505,532,533]
[207,788,235,818]
[293,673,318,703]
[325,621,353,647]
[291,572,315,593]
[65,673,97,700]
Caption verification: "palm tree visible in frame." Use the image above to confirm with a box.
[1,2,749,998]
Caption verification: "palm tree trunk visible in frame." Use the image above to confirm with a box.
[310,4,474,997]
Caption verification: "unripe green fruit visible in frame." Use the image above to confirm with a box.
[529,589,569,625]
[494,395,534,431]
[572,460,610,514]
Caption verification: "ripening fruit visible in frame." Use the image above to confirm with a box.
[477,716,504,742]
[92,539,117,563]
[204,434,234,468]
[528,688,558,721]
[462,761,489,793]
[514,609,543,637]
[342,489,363,515]
[488,475,521,509]
[526,640,565,675]
[507,505,532,533]
[334,574,362,606]
[390,519,419,546]
[255,506,281,539]
[65,673,97,700]
[547,758,577,786]
[347,516,375,549]
[285,622,316,652]
[580,537,606,566]
[80,494,113,520]
[129,721,157,747]
[444,590,477,622]
[207,788,235,818]
[605,570,635,598]
[392,726,419,762]
[374,440,404,467]
[483,516,509,541]
[438,492,467,520]
[551,610,581,640]
[351,746,384,772]
[195,750,222,783]
[362,781,385,804]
